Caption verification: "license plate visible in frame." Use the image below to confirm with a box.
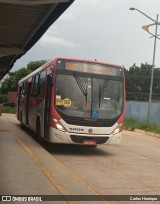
[83,140,96,145]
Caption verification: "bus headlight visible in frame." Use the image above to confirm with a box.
[53,119,66,132]
[112,123,123,135]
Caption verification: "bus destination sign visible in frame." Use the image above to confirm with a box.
[57,60,122,76]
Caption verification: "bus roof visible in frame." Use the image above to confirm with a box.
[54,57,123,68]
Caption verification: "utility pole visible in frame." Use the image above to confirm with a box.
[129,7,160,125]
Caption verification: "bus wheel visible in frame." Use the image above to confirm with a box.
[36,118,42,143]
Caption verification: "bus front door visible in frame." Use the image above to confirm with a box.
[26,82,31,126]
[44,75,52,140]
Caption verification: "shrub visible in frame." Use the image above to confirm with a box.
[0,95,7,103]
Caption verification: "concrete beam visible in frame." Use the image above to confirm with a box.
[0,0,69,5]
[0,48,24,57]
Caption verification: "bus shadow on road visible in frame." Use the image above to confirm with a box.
[43,142,114,157]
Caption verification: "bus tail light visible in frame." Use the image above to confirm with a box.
[53,118,66,132]
[112,123,124,135]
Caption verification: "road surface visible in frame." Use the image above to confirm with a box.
[0,113,160,204]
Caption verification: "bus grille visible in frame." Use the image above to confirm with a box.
[70,135,109,144]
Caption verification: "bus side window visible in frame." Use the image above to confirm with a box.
[31,74,39,98]
[21,82,26,97]
[24,81,27,96]
[39,70,46,97]
[19,85,22,99]
[31,76,35,98]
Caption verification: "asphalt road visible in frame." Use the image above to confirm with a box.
[0,113,160,204]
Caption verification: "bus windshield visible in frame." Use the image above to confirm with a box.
[55,73,123,120]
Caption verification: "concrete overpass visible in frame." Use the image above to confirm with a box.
[0,0,74,80]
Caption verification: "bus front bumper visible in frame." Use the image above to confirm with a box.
[49,127,121,145]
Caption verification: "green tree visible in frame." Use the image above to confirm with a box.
[0,60,47,94]
[125,63,160,101]
[27,60,47,72]
[125,63,152,93]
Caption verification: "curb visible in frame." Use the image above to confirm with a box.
[125,128,160,138]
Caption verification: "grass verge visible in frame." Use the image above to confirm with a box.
[124,118,160,135]
[2,106,16,114]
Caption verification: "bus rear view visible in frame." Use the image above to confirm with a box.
[17,57,125,146]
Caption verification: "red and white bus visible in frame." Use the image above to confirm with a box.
[17,57,125,146]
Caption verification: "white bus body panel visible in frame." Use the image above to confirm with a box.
[49,119,121,145]
[19,98,45,138]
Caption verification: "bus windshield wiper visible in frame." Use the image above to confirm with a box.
[99,79,109,107]
[73,73,87,96]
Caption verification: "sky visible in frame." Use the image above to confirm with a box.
[12,0,160,72]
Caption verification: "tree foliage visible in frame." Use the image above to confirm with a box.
[0,95,7,103]
[0,60,47,94]
[125,63,160,94]
[27,60,47,72]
